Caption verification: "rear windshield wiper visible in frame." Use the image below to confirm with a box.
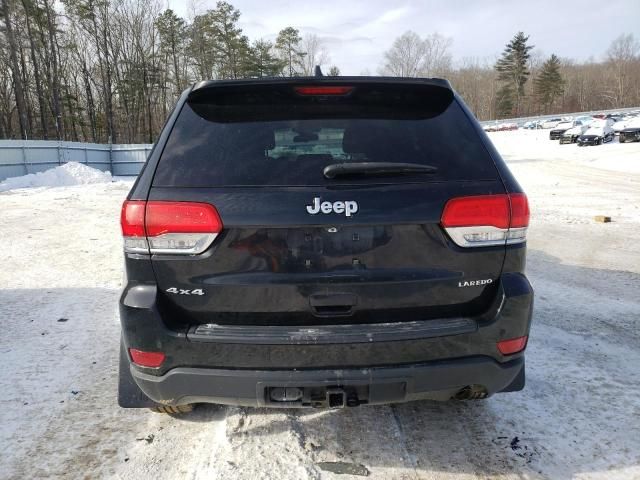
[323,162,438,179]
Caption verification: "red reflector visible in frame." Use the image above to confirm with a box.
[509,193,530,228]
[294,86,354,96]
[129,348,166,368]
[441,195,510,229]
[121,200,146,237]
[497,336,528,355]
[145,201,222,237]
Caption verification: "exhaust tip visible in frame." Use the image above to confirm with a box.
[453,385,488,400]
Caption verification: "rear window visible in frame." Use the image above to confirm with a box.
[153,85,499,187]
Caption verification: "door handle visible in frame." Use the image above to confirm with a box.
[309,293,358,317]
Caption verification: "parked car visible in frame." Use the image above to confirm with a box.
[577,124,615,146]
[540,118,562,129]
[498,122,518,131]
[612,116,639,134]
[560,124,589,144]
[523,120,542,129]
[587,117,615,127]
[574,115,594,126]
[619,118,640,143]
[118,76,533,412]
[612,120,627,134]
[549,121,581,140]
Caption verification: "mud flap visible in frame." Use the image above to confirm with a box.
[500,359,525,392]
[118,337,158,408]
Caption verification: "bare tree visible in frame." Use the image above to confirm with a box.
[21,0,49,138]
[1,0,29,138]
[606,33,640,105]
[450,57,497,119]
[379,30,452,78]
[43,0,65,139]
[0,41,15,137]
[301,34,329,75]
[420,33,452,77]
[379,30,427,77]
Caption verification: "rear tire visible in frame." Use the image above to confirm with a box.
[149,404,195,414]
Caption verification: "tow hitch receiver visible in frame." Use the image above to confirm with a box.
[266,386,361,408]
[326,388,347,408]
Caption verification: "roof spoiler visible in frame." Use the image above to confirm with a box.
[190,76,453,96]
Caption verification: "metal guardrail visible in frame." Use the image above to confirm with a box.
[0,140,153,181]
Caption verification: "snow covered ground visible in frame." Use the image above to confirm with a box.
[489,128,640,174]
[1,132,639,479]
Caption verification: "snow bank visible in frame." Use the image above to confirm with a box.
[0,162,112,192]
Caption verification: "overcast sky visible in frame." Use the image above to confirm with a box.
[170,0,640,75]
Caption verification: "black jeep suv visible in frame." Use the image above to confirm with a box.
[118,77,533,412]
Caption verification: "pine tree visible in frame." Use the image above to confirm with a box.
[328,66,340,76]
[188,2,251,80]
[207,1,250,79]
[156,9,187,93]
[275,27,306,77]
[496,85,514,118]
[246,39,283,78]
[494,32,533,117]
[534,54,565,113]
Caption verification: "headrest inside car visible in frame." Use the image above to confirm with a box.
[227,125,275,154]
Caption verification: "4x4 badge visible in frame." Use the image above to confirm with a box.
[306,197,358,217]
[166,287,205,296]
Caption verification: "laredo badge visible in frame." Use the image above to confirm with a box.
[458,279,493,288]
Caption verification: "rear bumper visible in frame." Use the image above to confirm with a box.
[620,132,640,142]
[120,271,533,406]
[577,137,599,146]
[131,356,524,407]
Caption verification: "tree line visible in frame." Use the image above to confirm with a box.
[380,30,640,120]
[0,0,338,142]
[1,0,639,143]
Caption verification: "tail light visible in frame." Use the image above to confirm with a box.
[121,200,223,255]
[440,193,529,247]
[129,348,166,368]
[497,336,528,355]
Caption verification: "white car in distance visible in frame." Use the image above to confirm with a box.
[560,124,590,144]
